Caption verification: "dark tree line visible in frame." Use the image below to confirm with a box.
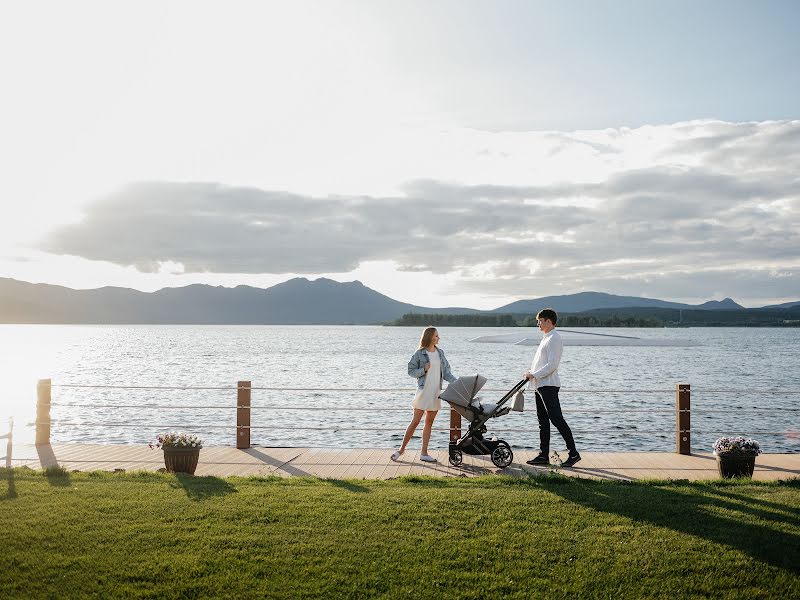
[388,307,800,327]
[391,313,660,327]
[556,315,663,328]
[390,313,517,327]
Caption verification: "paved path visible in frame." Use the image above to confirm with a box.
[8,443,800,481]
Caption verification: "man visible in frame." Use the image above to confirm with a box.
[523,308,581,467]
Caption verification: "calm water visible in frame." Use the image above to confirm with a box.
[1,325,798,452]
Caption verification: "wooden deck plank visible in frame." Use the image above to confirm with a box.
[314,449,347,479]
[322,449,360,479]
[336,449,372,479]
[381,448,405,479]
[343,449,372,479]
[333,448,367,478]
[391,449,419,478]
[374,450,404,480]
[366,448,391,478]
[349,449,381,479]
[364,451,392,480]
[9,444,799,481]
[429,449,459,477]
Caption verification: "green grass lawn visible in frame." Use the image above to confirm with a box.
[2,469,799,599]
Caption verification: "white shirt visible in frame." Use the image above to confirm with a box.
[529,329,563,388]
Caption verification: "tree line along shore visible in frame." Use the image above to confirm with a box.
[388,307,800,327]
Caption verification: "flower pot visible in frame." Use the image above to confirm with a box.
[716,454,756,478]
[163,447,200,474]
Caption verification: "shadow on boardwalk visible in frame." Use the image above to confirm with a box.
[547,478,800,574]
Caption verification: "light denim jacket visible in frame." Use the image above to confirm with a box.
[408,347,457,390]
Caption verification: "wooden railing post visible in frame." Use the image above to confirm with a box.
[449,408,461,442]
[36,379,51,446]
[237,381,251,449]
[3,418,12,468]
[676,383,690,455]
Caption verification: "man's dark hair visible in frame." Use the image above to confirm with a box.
[536,308,558,325]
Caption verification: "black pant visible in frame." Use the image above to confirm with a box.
[534,386,577,456]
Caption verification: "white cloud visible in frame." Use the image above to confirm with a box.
[26,119,800,307]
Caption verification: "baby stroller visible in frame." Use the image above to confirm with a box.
[440,374,527,468]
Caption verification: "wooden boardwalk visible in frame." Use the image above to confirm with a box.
[8,443,800,481]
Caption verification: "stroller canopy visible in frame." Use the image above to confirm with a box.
[439,374,488,408]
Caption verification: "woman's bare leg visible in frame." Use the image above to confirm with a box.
[421,410,438,455]
[399,409,425,453]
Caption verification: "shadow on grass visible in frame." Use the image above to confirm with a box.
[395,475,458,487]
[44,465,71,487]
[0,468,17,500]
[170,474,237,500]
[546,478,800,574]
[324,479,370,493]
[701,486,800,526]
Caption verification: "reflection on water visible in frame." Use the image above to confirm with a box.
[0,325,798,451]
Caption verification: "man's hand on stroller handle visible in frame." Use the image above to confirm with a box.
[523,371,535,382]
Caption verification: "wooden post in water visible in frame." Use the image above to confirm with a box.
[36,378,52,445]
[676,383,690,455]
[237,380,251,449]
[449,409,461,442]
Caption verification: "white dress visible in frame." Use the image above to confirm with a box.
[412,350,441,411]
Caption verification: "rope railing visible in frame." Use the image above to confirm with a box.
[34,421,796,436]
[51,384,237,390]
[46,403,679,413]
[45,402,800,414]
[51,382,680,393]
[691,389,800,394]
[31,379,800,453]
[692,408,800,413]
[35,422,651,432]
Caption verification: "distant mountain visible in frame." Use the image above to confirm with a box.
[694,298,745,310]
[760,300,800,309]
[1,277,790,324]
[492,291,743,314]
[0,277,478,324]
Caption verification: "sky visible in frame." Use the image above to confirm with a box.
[1,0,799,309]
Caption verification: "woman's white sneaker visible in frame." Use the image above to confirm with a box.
[390,451,403,462]
[420,454,437,463]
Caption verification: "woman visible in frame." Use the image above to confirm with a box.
[391,326,457,463]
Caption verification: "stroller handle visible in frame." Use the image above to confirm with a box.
[494,378,529,409]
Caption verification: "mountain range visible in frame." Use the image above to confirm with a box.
[494,292,746,313]
[2,276,796,324]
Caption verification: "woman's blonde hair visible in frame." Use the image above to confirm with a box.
[418,326,438,349]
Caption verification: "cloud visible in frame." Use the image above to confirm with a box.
[38,120,800,301]
[661,120,800,172]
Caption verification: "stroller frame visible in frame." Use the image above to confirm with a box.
[447,378,528,468]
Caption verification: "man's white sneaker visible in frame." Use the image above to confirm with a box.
[420,454,437,463]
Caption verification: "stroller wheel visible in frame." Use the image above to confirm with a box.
[491,442,514,468]
[449,449,463,466]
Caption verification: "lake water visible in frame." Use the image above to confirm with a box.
[1,325,798,453]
